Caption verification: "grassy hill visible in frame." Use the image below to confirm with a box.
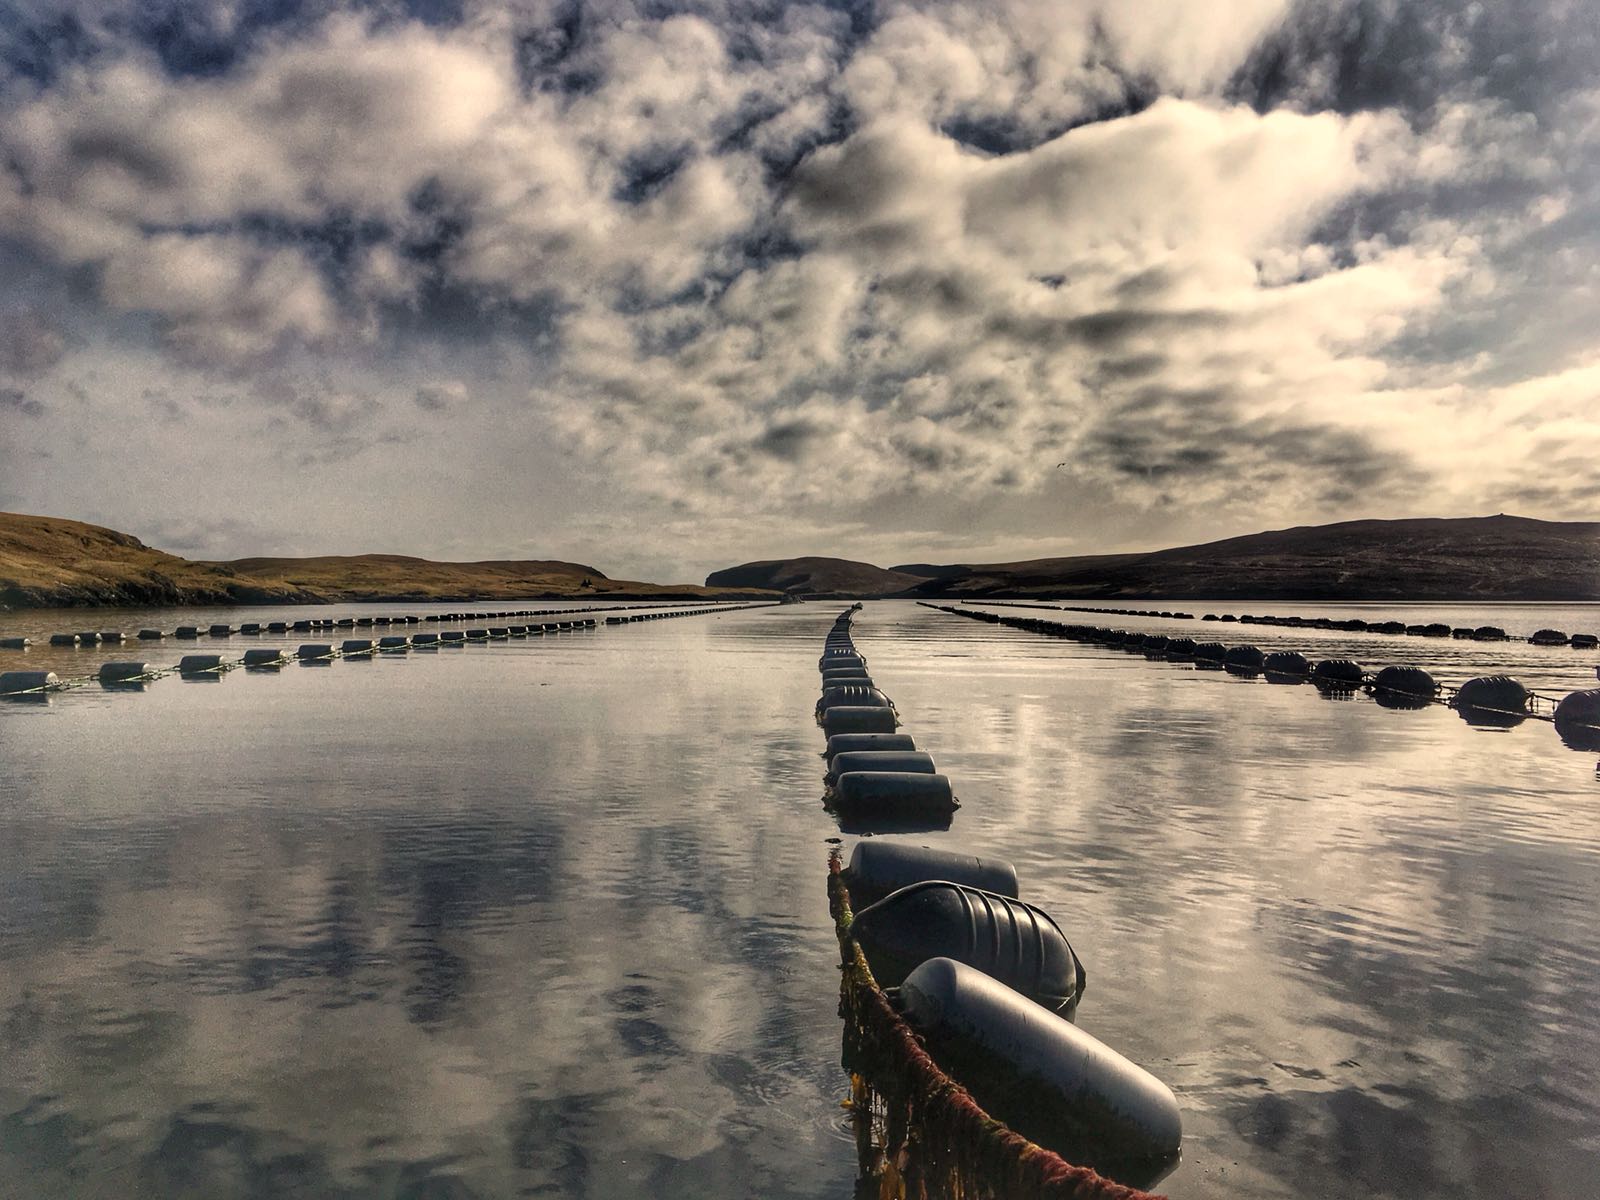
[704,556,928,597]
[709,516,1600,601]
[0,512,774,607]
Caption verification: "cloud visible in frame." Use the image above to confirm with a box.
[0,309,67,377]
[0,386,45,416]
[0,0,1597,575]
[414,380,468,412]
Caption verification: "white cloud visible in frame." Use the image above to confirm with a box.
[0,0,1597,575]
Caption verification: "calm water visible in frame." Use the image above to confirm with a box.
[2,600,1598,1199]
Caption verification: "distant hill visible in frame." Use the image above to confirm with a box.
[705,556,927,597]
[0,511,775,607]
[710,516,1600,600]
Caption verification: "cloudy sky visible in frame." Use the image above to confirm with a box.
[1,0,1597,582]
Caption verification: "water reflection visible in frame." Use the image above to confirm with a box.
[1,602,1599,1199]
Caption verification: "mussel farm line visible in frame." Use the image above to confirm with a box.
[816,605,1183,1198]
[0,602,780,697]
[970,599,1600,649]
[927,604,1600,754]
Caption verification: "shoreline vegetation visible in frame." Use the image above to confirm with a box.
[5,510,1599,610]
[707,514,1600,602]
[0,512,776,609]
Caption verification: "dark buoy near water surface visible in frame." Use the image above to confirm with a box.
[844,841,1017,909]
[850,881,1084,1013]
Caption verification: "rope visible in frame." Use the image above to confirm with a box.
[828,854,1164,1200]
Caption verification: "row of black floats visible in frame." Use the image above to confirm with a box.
[818,606,956,830]
[820,607,1182,1190]
[932,604,1600,749]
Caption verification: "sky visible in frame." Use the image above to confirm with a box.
[1,0,1597,584]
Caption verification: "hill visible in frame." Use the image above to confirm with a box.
[704,556,927,597]
[710,516,1600,601]
[0,511,774,607]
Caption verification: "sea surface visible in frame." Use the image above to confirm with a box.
[2,599,1598,1199]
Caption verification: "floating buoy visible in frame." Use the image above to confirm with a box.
[74,631,101,645]
[137,629,164,640]
[821,674,874,690]
[97,661,151,683]
[342,639,375,654]
[1454,675,1528,714]
[830,770,953,812]
[378,635,410,650]
[818,685,894,716]
[824,732,917,762]
[178,654,224,675]
[1262,650,1311,681]
[1223,645,1265,673]
[1554,689,1600,751]
[900,958,1182,1179]
[822,706,900,736]
[1530,629,1569,646]
[1,670,58,693]
[826,750,936,783]
[1193,641,1228,664]
[1572,634,1599,649]
[819,659,870,678]
[851,881,1084,1013]
[0,637,31,649]
[1312,659,1364,689]
[1472,626,1507,641]
[466,629,489,640]
[1164,638,1197,661]
[1372,665,1437,700]
[98,631,124,643]
[175,626,200,639]
[296,643,334,660]
[844,841,1017,908]
[267,622,288,633]
[442,631,467,643]
[242,648,285,667]
[413,632,441,645]
[239,623,261,635]
[49,633,79,646]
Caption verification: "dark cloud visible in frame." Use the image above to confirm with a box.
[0,309,67,376]
[751,417,821,462]
[0,385,44,416]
